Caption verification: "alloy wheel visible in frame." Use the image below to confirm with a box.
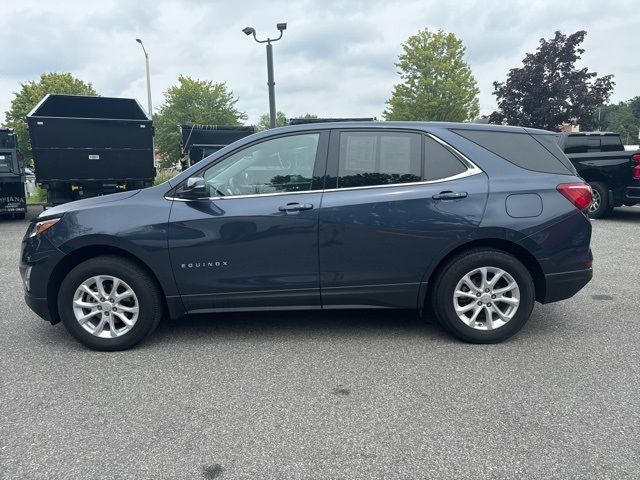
[72,275,140,338]
[589,188,601,213]
[453,266,520,330]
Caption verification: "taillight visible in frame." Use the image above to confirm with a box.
[632,153,640,180]
[557,183,593,210]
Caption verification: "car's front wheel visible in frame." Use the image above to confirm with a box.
[431,249,535,343]
[58,256,163,351]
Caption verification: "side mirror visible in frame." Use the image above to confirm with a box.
[177,176,208,200]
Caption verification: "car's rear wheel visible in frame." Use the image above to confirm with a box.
[58,256,163,351]
[430,249,535,343]
[587,181,613,219]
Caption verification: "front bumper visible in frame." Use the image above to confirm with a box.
[24,291,57,323]
[20,232,65,325]
[540,268,593,304]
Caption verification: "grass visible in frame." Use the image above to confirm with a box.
[27,186,47,204]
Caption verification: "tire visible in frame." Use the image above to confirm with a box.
[57,256,163,351]
[430,249,535,343]
[587,181,613,219]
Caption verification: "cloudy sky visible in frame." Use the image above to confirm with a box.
[1,0,637,124]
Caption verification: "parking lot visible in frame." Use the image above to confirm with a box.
[1,205,639,479]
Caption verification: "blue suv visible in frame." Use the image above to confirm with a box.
[20,122,593,350]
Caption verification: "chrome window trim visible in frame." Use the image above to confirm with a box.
[167,188,325,202]
[166,131,483,201]
[325,170,483,194]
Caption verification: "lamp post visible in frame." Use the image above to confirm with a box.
[242,23,287,128]
[135,38,153,117]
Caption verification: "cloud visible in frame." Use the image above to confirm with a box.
[1,0,637,124]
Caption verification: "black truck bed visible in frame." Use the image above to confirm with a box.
[27,94,155,182]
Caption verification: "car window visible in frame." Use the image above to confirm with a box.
[202,133,319,196]
[452,129,573,175]
[424,136,467,180]
[530,134,577,174]
[601,135,624,152]
[563,136,586,154]
[0,133,16,149]
[337,131,421,188]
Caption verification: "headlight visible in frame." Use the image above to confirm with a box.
[29,218,61,238]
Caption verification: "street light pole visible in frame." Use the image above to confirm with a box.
[265,42,276,129]
[243,23,287,128]
[136,38,153,117]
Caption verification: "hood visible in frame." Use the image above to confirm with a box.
[39,190,141,218]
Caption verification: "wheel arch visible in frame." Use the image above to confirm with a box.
[423,238,546,306]
[46,245,173,324]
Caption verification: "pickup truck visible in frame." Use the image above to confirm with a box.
[557,132,640,218]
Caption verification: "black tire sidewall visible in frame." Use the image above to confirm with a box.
[58,256,162,350]
[432,250,535,343]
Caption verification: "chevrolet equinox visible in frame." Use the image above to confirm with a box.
[21,122,593,350]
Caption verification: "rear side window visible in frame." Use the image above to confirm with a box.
[424,136,467,181]
[452,129,572,175]
[564,136,593,154]
[337,132,421,188]
[530,134,576,174]
[601,136,624,152]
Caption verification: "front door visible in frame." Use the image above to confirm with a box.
[168,131,328,313]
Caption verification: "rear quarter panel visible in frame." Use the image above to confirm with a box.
[430,127,592,275]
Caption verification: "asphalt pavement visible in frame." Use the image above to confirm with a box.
[1,206,639,479]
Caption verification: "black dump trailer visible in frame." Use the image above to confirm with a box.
[180,124,255,169]
[0,127,26,219]
[27,94,155,207]
[288,117,375,125]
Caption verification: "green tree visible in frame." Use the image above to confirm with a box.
[490,31,614,130]
[383,29,479,122]
[4,72,98,163]
[255,112,318,131]
[154,76,247,167]
[629,96,640,121]
[256,111,288,131]
[600,98,640,144]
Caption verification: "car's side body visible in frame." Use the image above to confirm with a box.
[21,122,592,338]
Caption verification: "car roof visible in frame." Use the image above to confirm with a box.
[560,131,620,137]
[264,121,555,136]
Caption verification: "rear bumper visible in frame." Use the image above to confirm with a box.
[623,186,640,203]
[540,268,593,304]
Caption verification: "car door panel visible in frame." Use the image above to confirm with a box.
[319,175,488,308]
[168,131,328,312]
[168,193,322,311]
[319,129,488,309]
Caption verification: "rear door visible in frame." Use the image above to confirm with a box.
[318,129,488,309]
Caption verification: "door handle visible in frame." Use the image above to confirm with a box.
[432,191,468,200]
[278,202,314,212]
